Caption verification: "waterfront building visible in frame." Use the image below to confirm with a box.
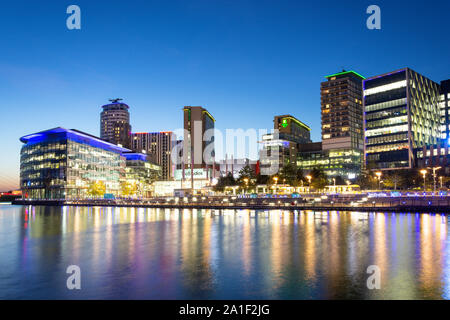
[180,106,215,180]
[152,180,211,197]
[130,131,175,180]
[123,153,162,197]
[321,70,365,151]
[20,127,130,199]
[100,99,132,148]
[297,70,365,180]
[440,79,450,144]
[260,115,311,174]
[415,79,450,175]
[363,68,441,170]
[296,142,361,179]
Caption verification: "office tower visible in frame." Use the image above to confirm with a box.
[182,106,215,173]
[130,132,175,180]
[321,70,365,150]
[100,99,131,148]
[295,70,365,179]
[363,68,441,170]
[416,79,450,174]
[440,79,450,143]
[20,127,130,199]
[260,115,311,174]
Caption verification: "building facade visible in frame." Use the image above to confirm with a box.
[181,106,215,179]
[296,142,361,179]
[100,99,132,148]
[415,79,450,175]
[363,68,441,170]
[20,127,129,199]
[440,79,450,144]
[321,70,365,151]
[297,70,365,180]
[260,115,311,174]
[123,153,161,197]
[130,131,175,180]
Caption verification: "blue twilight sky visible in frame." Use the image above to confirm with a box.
[0,0,449,191]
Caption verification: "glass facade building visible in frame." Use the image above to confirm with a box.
[123,153,162,197]
[20,127,130,199]
[440,80,450,143]
[296,142,361,179]
[363,68,441,170]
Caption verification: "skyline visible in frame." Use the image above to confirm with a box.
[1,0,450,191]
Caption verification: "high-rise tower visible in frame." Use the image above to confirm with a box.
[100,99,131,148]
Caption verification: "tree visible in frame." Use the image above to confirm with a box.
[333,175,346,185]
[310,168,327,190]
[256,173,269,185]
[296,168,304,184]
[237,165,257,193]
[88,180,106,197]
[213,173,237,192]
[383,172,404,190]
[120,181,137,196]
[279,164,298,186]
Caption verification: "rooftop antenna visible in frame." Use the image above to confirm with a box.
[109,98,123,103]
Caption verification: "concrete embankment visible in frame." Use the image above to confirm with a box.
[11,196,450,213]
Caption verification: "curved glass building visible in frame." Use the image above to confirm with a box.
[20,127,130,199]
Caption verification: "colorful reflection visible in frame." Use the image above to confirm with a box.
[0,205,449,299]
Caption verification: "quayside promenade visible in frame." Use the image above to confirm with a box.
[12,193,450,213]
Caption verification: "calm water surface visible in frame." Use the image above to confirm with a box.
[0,205,449,299]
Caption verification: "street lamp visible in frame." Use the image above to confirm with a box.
[420,169,427,192]
[273,176,279,194]
[375,171,382,190]
[243,177,249,194]
[427,166,441,194]
[306,175,312,185]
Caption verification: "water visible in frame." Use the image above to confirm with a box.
[0,205,449,299]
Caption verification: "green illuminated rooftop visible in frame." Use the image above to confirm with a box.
[325,70,365,80]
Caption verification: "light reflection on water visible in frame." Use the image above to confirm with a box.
[0,205,449,299]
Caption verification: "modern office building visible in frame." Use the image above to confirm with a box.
[440,79,450,143]
[296,142,361,179]
[363,68,441,170]
[321,70,365,151]
[296,70,365,180]
[20,127,130,199]
[260,115,311,174]
[100,99,132,148]
[180,106,215,180]
[130,131,175,180]
[274,115,311,144]
[416,79,450,175]
[123,153,162,197]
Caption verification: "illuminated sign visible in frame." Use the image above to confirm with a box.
[174,169,209,180]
